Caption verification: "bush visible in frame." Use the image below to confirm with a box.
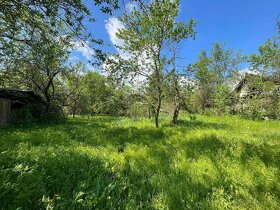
[126,102,149,118]
[235,99,270,120]
[39,105,66,124]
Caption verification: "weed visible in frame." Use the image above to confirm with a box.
[0,114,280,209]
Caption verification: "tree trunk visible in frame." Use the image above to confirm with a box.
[172,104,179,125]
[155,84,162,128]
[72,100,77,118]
[155,106,160,128]
[148,107,151,119]
[44,91,51,113]
[171,70,180,125]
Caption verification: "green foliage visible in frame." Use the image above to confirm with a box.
[1,114,280,209]
[0,0,119,62]
[236,95,280,121]
[126,102,149,118]
[237,36,280,120]
[251,37,280,75]
[107,0,196,127]
[190,43,244,114]
[80,72,133,116]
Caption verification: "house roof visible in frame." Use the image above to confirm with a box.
[227,73,280,100]
[234,73,280,93]
[234,73,259,93]
[0,89,43,104]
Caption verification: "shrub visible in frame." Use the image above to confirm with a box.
[126,102,149,118]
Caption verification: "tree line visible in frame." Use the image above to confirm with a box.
[0,0,279,126]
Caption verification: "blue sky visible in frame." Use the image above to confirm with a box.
[71,0,280,70]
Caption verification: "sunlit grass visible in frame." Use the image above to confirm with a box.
[0,114,280,209]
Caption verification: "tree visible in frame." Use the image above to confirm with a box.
[191,43,243,114]
[0,0,119,62]
[166,48,182,125]
[82,71,112,115]
[2,36,69,113]
[251,38,280,77]
[107,0,196,127]
[59,62,88,118]
[191,50,213,110]
[250,34,280,119]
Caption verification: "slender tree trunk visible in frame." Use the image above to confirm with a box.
[155,85,162,128]
[172,80,180,125]
[170,52,181,125]
[44,91,51,113]
[172,104,180,125]
[148,106,151,119]
[155,70,162,128]
[72,107,76,118]
[72,100,77,118]
[155,105,160,128]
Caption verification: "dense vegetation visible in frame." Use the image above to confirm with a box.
[1,0,279,126]
[0,0,280,209]
[1,114,280,209]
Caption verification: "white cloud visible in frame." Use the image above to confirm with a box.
[102,52,152,89]
[68,56,80,64]
[105,17,125,48]
[104,12,153,88]
[73,41,95,60]
[239,68,260,76]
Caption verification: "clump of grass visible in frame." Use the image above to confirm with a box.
[0,114,280,209]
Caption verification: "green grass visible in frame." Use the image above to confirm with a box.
[0,114,280,209]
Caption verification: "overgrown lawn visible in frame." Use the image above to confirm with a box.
[1,115,280,209]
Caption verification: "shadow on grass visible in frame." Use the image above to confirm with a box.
[0,117,121,150]
[162,119,229,130]
[1,116,280,209]
[0,117,232,162]
[0,148,115,209]
[0,145,163,210]
[1,117,166,149]
[241,142,280,167]
[0,141,215,209]
[182,134,225,159]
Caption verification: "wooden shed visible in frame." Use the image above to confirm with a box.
[0,89,43,125]
[0,98,11,125]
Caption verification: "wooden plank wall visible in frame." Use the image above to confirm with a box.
[0,98,11,125]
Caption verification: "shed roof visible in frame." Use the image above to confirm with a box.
[0,89,43,104]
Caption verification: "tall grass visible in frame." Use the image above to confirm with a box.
[0,114,280,209]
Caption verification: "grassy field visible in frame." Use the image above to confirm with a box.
[0,114,280,209]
